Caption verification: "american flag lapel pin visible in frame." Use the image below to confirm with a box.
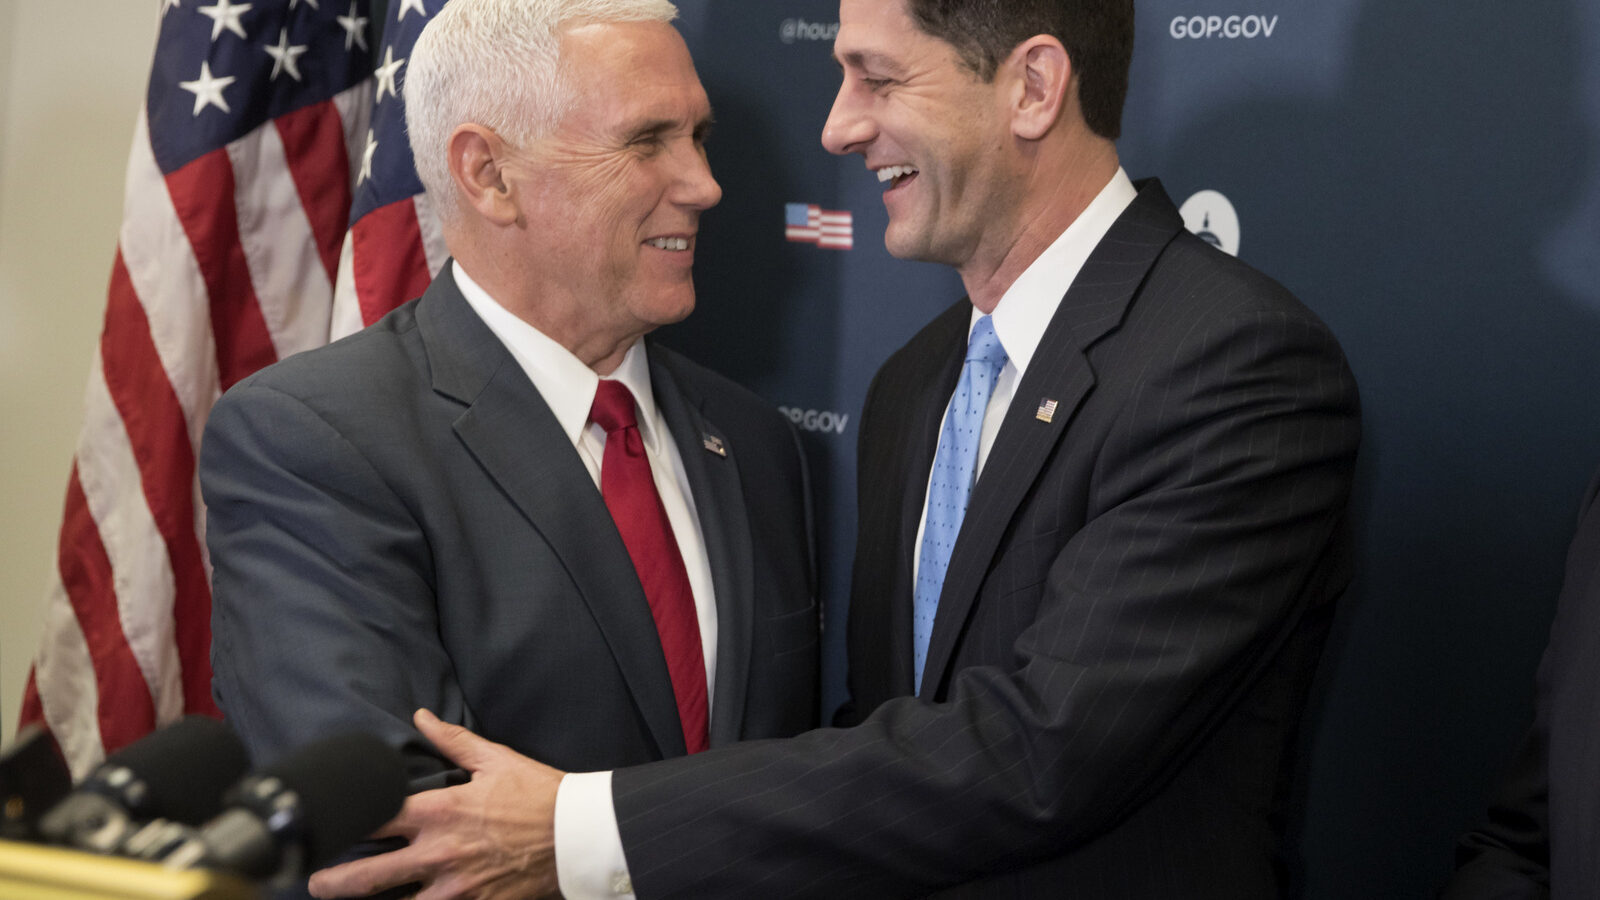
[1035,399,1059,423]
[702,433,727,456]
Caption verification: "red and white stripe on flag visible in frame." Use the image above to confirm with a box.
[18,4,374,775]
[816,209,853,250]
[329,189,448,338]
[329,2,452,338]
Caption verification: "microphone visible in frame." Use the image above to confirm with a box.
[0,725,72,841]
[154,732,407,883]
[36,716,249,853]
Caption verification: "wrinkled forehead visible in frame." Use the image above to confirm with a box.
[833,0,948,71]
[556,20,712,133]
[561,21,705,97]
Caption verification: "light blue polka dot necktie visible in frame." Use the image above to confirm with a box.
[914,315,1007,694]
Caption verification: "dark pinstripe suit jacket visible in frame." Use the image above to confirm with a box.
[1444,469,1600,898]
[612,180,1361,898]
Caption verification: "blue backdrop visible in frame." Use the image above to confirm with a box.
[649,1,1600,894]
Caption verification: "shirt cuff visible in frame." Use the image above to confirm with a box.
[554,770,635,899]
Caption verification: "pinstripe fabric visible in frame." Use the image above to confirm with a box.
[612,180,1361,898]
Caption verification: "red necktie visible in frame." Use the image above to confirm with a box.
[590,379,709,754]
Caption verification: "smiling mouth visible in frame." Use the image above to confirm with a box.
[876,165,919,188]
[645,237,691,251]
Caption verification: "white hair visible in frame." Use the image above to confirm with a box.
[405,0,679,224]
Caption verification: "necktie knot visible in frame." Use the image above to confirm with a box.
[966,316,1006,368]
[590,379,638,434]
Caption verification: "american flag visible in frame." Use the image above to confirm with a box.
[785,202,853,251]
[329,0,448,337]
[17,0,388,775]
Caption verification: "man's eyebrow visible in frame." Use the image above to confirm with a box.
[835,49,904,76]
[622,113,715,142]
[623,118,675,140]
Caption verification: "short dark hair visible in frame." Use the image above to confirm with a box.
[906,0,1134,140]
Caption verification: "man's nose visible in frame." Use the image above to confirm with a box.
[674,144,722,210]
[821,83,873,156]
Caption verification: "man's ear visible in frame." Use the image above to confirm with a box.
[447,123,520,226]
[1006,35,1072,141]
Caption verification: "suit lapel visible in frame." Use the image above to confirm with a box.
[416,265,687,758]
[888,305,970,694]
[921,181,1187,694]
[648,348,754,747]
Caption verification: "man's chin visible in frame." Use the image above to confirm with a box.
[882,226,912,260]
[882,225,938,264]
[636,291,696,329]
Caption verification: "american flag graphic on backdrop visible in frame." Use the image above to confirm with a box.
[785,202,853,251]
[16,0,452,775]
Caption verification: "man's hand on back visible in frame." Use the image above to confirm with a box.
[309,709,566,900]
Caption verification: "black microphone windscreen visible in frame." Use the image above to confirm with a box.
[249,733,407,867]
[0,725,71,840]
[102,716,251,824]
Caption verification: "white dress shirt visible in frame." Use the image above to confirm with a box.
[912,168,1137,581]
[453,264,718,900]
[552,169,1139,900]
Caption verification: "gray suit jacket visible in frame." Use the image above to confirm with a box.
[611,180,1361,898]
[202,263,819,786]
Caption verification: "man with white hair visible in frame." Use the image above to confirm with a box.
[200,0,818,890]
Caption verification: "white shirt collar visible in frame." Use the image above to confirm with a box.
[979,167,1138,375]
[451,262,662,453]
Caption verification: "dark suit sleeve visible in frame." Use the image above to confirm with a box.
[1444,722,1551,899]
[611,305,1360,897]
[202,379,466,788]
[1444,471,1600,899]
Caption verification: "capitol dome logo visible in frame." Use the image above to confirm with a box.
[1179,190,1240,257]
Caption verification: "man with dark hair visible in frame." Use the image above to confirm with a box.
[904,0,1134,139]
[313,0,1359,896]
